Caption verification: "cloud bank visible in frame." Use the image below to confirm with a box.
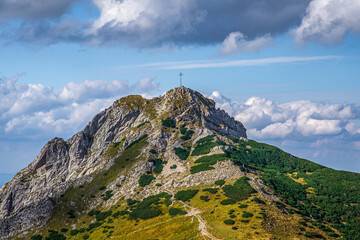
[0,76,159,138]
[209,91,360,140]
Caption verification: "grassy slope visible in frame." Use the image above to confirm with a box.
[26,128,359,240]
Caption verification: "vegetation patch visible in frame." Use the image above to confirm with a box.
[170,164,177,169]
[220,198,237,205]
[194,154,226,163]
[227,136,239,143]
[224,219,235,225]
[222,177,255,202]
[126,134,148,150]
[215,180,225,186]
[180,125,195,141]
[242,211,253,218]
[174,147,190,160]
[203,188,218,194]
[136,121,149,128]
[138,174,156,187]
[162,117,176,128]
[196,135,215,144]
[190,154,226,174]
[174,189,199,202]
[200,195,210,202]
[88,209,100,216]
[149,149,157,154]
[103,190,114,200]
[128,192,171,219]
[96,211,112,221]
[190,164,214,174]
[169,207,187,216]
[191,141,219,156]
[148,158,164,173]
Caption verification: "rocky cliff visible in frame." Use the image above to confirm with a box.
[0,87,247,239]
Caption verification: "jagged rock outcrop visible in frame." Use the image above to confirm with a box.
[0,87,247,239]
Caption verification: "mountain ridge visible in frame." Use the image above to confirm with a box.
[0,87,359,240]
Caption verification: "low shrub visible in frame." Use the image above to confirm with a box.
[138,174,155,187]
[191,141,218,156]
[240,219,249,223]
[60,228,68,233]
[200,195,210,202]
[170,164,177,169]
[222,177,255,201]
[31,235,42,240]
[251,197,265,204]
[174,147,190,160]
[224,219,235,225]
[203,188,218,194]
[128,193,171,219]
[220,199,237,205]
[175,189,199,202]
[88,222,102,230]
[103,190,114,200]
[96,211,112,221]
[148,158,164,173]
[70,229,79,236]
[238,204,248,208]
[190,164,214,174]
[149,149,157,154]
[242,212,253,218]
[196,135,215,144]
[169,207,187,216]
[215,180,225,186]
[46,231,66,240]
[194,154,226,164]
[162,117,176,128]
[126,134,148,149]
[113,210,128,218]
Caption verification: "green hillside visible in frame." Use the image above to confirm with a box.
[26,133,359,240]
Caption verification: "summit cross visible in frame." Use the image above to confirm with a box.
[179,72,183,87]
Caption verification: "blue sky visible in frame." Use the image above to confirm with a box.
[1,0,360,174]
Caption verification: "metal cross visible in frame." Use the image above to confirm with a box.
[179,72,183,87]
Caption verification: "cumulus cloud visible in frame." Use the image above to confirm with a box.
[209,92,360,140]
[293,0,360,45]
[0,76,159,138]
[2,0,311,47]
[220,32,273,55]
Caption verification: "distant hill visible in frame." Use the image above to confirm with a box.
[0,87,359,240]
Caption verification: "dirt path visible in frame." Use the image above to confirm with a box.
[181,202,220,240]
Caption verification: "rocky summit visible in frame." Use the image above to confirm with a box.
[0,87,359,240]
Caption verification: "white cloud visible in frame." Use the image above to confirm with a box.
[293,0,360,45]
[123,56,341,70]
[0,76,159,138]
[220,32,273,55]
[137,77,159,91]
[210,92,360,140]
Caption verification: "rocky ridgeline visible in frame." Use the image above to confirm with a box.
[0,87,247,239]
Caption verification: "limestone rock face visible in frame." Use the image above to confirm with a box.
[0,87,247,239]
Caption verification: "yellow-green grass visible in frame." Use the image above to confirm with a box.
[188,186,268,239]
[111,216,199,240]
